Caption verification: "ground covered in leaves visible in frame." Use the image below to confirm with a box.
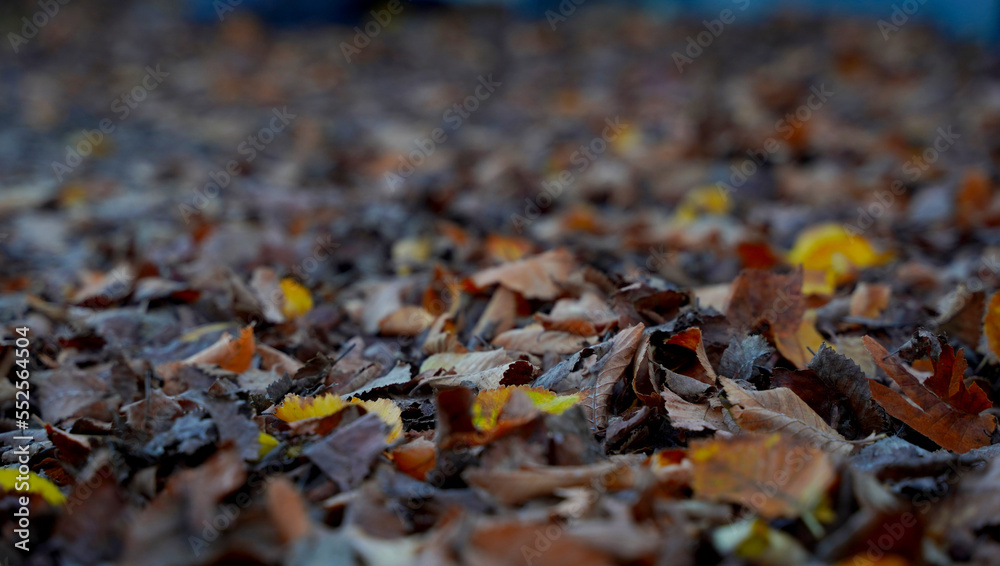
[4,3,1000,565]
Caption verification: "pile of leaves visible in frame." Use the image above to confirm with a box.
[3,3,1000,565]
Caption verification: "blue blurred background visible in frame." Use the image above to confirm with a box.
[187,0,999,42]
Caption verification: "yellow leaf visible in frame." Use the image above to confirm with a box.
[392,237,433,275]
[472,386,581,432]
[257,432,279,460]
[353,398,403,443]
[674,185,732,223]
[280,278,313,319]
[0,468,65,505]
[273,393,402,442]
[274,393,347,422]
[787,223,892,286]
[713,519,809,566]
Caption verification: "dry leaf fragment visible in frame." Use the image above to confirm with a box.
[849,283,891,319]
[467,248,576,300]
[257,343,304,376]
[721,377,853,456]
[420,350,517,374]
[774,310,825,369]
[983,291,1000,359]
[389,437,437,481]
[922,341,992,414]
[471,286,520,340]
[492,324,597,355]
[661,387,728,432]
[806,344,886,438]
[583,323,644,429]
[725,269,805,335]
[181,326,256,373]
[420,360,536,390]
[534,292,617,336]
[863,336,996,454]
[378,305,435,336]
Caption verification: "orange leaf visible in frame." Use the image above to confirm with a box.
[689,434,835,519]
[984,291,1000,359]
[182,326,256,373]
[663,327,717,383]
[774,310,825,369]
[390,438,436,481]
[863,336,996,453]
[484,233,534,263]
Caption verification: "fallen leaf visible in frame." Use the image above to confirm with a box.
[279,278,313,319]
[420,360,536,390]
[922,341,992,414]
[726,269,805,335]
[0,468,66,505]
[661,387,728,432]
[984,291,1000,359]
[378,305,436,336]
[786,223,892,286]
[274,393,403,442]
[719,335,773,383]
[583,323,644,428]
[472,385,582,431]
[467,248,576,300]
[689,433,836,519]
[492,324,597,355]
[849,283,891,319]
[304,413,388,490]
[774,309,825,369]
[807,344,885,438]
[420,350,517,374]
[721,377,853,455]
[389,437,436,481]
[863,336,996,453]
[182,326,256,374]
